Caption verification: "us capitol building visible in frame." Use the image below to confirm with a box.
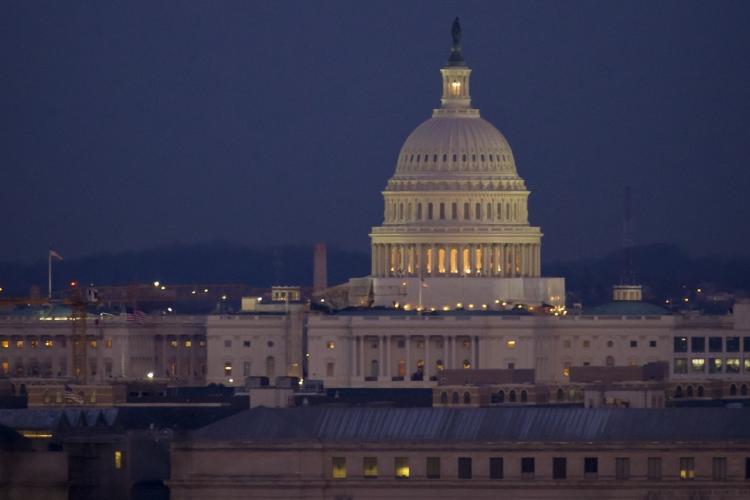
[351,24,563,311]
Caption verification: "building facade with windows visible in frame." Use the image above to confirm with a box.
[169,406,750,499]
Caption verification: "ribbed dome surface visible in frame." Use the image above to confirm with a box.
[394,115,518,177]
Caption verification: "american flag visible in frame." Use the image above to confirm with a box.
[64,384,84,405]
[126,309,147,324]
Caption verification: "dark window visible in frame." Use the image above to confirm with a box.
[673,359,688,374]
[674,337,688,352]
[426,457,441,479]
[489,457,503,479]
[458,457,472,479]
[713,457,727,481]
[744,337,750,352]
[648,457,662,480]
[709,337,723,352]
[553,457,567,479]
[521,457,535,478]
[584,457,598,478]
[616,458,630,480]
[691,337,705,352]
[727,337,740,352]
[649,340,657,348]
[745,457,750,479]
[439,203,445,220]
[630,340,637,348]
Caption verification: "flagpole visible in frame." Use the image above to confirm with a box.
[48,250,52,299]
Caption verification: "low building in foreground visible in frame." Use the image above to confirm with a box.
[169,406,750,500]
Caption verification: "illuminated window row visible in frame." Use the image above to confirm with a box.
[331,455,747,481]
[673,357,749,374]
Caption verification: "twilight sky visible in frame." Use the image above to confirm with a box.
[1,1,749,263]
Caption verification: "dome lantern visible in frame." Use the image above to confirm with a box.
[440,18,472,111]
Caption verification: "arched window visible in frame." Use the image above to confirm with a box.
[497,203,502,220]
[556,388,564,401]
[463,392,471,404]
[428,203,433,220]
[449,248,458,274]
[399,203,404,220]
[451,392,460,404]
[464,203,470,220]
[452,154,457,162]
[674,386,683,398]
[686,385,694,398]
[266,356,275,379]
[742,384,748,396]
[607,340,614,348]
[480,154,485,162]
[513,203,517,220]
[497,390,505,403]
[451,202,457,219]
[443,154,447,162]
[486,203,492,219]
[697,385,704,398]
[437,248,446,274]
[433,154,437,162]
[489,154,494,161]
[509,390,517,403]
[407,203,412,221]
[439,203,445,220]
[472,154,476,162]
[521,390,528,402]
[416,154,420,163]
[417,203,422,220]
[475,203,481,220]
[605,355,615,367]
[730,384,737,396]
[462,154,467,162]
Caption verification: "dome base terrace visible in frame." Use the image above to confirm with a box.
[347,276,565,310]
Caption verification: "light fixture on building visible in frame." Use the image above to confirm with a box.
[153,281,160,287]
[146,371,154,380]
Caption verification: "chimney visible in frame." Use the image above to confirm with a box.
[313,243,328,293]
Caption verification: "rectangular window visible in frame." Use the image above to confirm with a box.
[326,362,335,377]
[679,457,695,480]
[458,457,472,479]
[552,457,567,479]
[584,457,598,478]
[745,457,750,479]
[44,339,53,348]
[521,457,535,479]
[114,450,124,470]
[169,339,178,348]
[648,457,662,480]
[426,457,441,479]
[726,358,740,373]
[451,203,457,219]
[363,457,378,478]
[243,340,251,348]
[563,339,571,349]
[744,337,750,352]
[630,340,637,348]
[727,337,740,352]
[243,361,251,376]
[105,338,113,349]
[224,339,232,348]
[674,337,688,352]
[691,358,705,372]
[489,457,503,479]
[712,457,727,481]
[649,340,657,348]
[184,339,192,348]
[616,458,630,480]
[709,337,723,353]
[691,337,705,352]
[0,339,8,349]
[745,358,750,372]
[331,457,346,479]
[15,340,23,349]
[673,358,688,374]
[708,358,723,373]
[582,340,590,348]
[395,457,409,478]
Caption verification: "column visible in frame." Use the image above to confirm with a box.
[470,337,476,369]
[430,244,436,275]
[499,244,505,277]
[360,336,365,379]
[468,244,475,274]
[458,245,465,276]
[483,244,490,277]
[416,243,423,277]
[443,336,449,371]
[379,336,384,377]
[424,337,431,381]
[371,245,377,276]
[520,244,527,277]
[406,336,411,379]
[451,336,457,369]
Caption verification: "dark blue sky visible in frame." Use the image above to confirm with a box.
[2,1,748,263]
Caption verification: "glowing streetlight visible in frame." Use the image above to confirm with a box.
[146,371,154,380]
[153,281,160,287]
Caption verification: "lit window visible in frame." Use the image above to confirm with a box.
[709,358,723,373]
[691,358,705,372]
[506,340,516,349]
[224,362,232,376]
[363,457,378,478]
[169,339,178,348]
[562,362,571,377]
[44,339,53,348]
[679,457,695,480]
[0,339,8,349]
[105,339,113,349]
[89,340,97,349]
[332,457,346,479]
[726,358,740,373]
[30,339,38,348]
[184,340,192,348]
[326,341,335,349]
[114,450,124,470]
[395,457,410,478]
[463,360,471,369]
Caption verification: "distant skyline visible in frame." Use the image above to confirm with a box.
[1,1,749,262]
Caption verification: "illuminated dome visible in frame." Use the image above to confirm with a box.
[394,114,519,178]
